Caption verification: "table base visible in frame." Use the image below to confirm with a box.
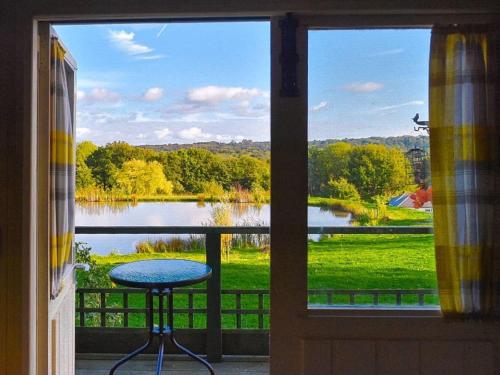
[108,289,215,375]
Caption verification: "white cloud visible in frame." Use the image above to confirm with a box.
[213,134,245,142]
[187,86,265,104]
[78,78,114,89]
[311,101,328,112]
[108,30,153,55]
[372,100,424,112]
[79,88,121,103]
[344,82,384,93]
[131,112,159,122]
[76,127,91,137]
[154,128,171,140]
[178,127,212,140]
[143,87,165,101]
[76,90,86,101]
[135,54,165,60]
[368,48,404,57]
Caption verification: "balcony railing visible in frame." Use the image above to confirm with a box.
[75,225,435,359]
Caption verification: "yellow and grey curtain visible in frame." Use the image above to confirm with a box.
[50,38,75,299]
[429,25,500,317]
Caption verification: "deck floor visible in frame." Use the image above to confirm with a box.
[76,356,269,375]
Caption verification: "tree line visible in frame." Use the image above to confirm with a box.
[140,135,429,159]
[77,140,414,202]
[76,141,270,198]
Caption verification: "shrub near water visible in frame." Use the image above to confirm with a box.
[135,235,205,254]
[135,240,155,254]
[326,177,360,201]
[198,181,225,201]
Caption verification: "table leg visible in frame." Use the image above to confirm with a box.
[155,290,166,375]
[155,340,165,375]
[167,289,215,375]
[109,290,155,375]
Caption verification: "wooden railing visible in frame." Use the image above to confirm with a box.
[75,225,435,358]
[76,288,270,329]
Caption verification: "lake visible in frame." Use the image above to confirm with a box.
[75,201,352,255]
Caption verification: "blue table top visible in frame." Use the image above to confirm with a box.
[109,259,212,289]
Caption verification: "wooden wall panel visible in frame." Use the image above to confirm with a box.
[463,342,494,375]
[303,340,331,375]
[304,339,497,375]
[420,341,464,375]
[48,284,75,375]
[331,340,375,375]
[376,341,419,375]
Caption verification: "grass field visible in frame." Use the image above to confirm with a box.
[76,199,435,329]
[77,233,437,329]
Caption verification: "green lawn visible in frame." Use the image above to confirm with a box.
[76,200,435,329]
[78,233,437,329]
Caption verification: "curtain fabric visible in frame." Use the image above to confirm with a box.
[50,39,75,299]
[429,25,500,317]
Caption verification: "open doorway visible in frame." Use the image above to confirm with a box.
[41,20,271,375]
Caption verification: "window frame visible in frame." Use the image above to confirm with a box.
[290,13,500,317]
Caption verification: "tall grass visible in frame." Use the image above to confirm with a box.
[135,235,204,254]
[76,186,198,203]
[206,202,233,260]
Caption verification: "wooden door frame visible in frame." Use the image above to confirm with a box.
[24,6,500,375]
[35,22,79,375]
[270,12,500,375]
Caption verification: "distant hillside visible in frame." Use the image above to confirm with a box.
[140,140,271,158]
[309,135,430,151]
[140,135,429,157]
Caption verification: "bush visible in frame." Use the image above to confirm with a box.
[135,236,204,254]
[326,178,360,201]
[199,181,225,201]
[251,185,268,205]
[74,242,122,327]
[228,185,252,203]
[136,240,154,253]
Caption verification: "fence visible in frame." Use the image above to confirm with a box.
[75,225,435,358]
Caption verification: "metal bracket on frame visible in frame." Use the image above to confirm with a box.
[279,13,300,97]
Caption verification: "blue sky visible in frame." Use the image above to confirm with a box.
[54,23,430,145]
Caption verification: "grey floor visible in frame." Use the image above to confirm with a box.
[76,356,269,375]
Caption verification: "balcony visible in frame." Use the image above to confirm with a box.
[75,225,435,367]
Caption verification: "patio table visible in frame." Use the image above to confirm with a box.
[108,259,214,375]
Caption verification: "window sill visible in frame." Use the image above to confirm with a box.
[307,305,441,318]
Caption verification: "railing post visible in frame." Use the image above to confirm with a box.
[206,232,222,362]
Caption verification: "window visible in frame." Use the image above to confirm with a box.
[307,29,436,309]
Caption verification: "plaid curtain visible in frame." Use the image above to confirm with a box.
[429,25,500,317]
[50,38,75,299]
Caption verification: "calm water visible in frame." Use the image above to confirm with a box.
[75,201,352,255]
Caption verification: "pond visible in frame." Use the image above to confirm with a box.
[75,201,352,255]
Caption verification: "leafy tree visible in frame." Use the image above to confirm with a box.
[225,155,270,191]
[86,147,119,189]
[348,144,411,199]
[105,141,142,169]
[172,148,227,193]
[76,163,95,189]
[309,142,353,195]
[115,159,173,195]
[77,141,98,163]
[76,141,98,189]
[326,177,360,201]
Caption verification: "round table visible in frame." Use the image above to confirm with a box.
[108,259,214,375]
